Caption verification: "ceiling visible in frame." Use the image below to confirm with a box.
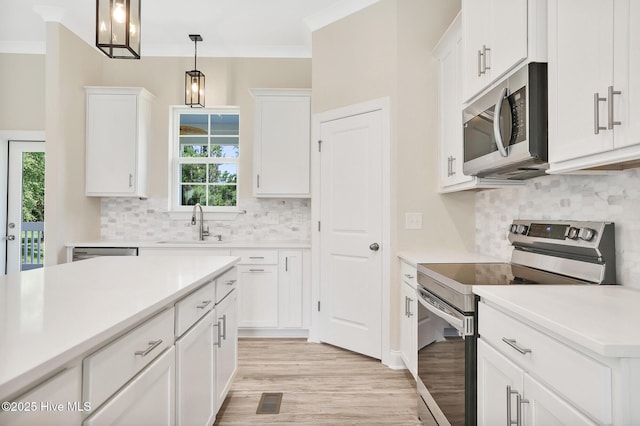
[0,0,380,58]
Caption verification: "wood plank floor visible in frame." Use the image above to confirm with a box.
[214,338,421,425]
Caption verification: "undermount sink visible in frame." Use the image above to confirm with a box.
[155,240,229,245]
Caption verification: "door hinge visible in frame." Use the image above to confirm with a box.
[317,221,321,231]
[317,301,321,312]
[318,140,322,152]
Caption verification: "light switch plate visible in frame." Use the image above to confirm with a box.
[405,212,423,230]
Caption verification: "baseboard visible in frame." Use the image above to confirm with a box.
[238,328,309,338]
[386,350,408,370]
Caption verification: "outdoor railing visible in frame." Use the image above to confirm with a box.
[22,221,44,271]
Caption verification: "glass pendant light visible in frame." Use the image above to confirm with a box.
[185,34,205,108]
[96,0,141,59]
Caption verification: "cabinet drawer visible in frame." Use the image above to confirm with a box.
[82,308,174,410]
[175,280,216,336]
[400,261,417,289]
[478,302,612,424]
[231,249,278,265]
[216,267,237,303]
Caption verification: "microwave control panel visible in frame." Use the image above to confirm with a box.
[508,87,527,145]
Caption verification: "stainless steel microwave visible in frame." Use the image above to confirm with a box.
[463,62,548,180]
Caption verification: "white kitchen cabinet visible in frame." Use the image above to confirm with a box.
[461,0,546,103]
[215,288,238,409]
[0,367,83,426]
[278,250,303,328]
[250,89,311,198]
[477,300,610,425]
[548,0,640,173]
[434,14,524,193]
[85,87,153,198]
[175,309,215,426]
[399,261,417,377]
[236,264,278,328]
[83,347,175,426]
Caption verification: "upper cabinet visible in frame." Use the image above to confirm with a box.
[85,87,153,198]
[462,0,547,103]
[251,89,311,198]
[547,0,640,173]
[434,13,525,193]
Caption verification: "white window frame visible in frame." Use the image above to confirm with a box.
[168,105,242,219]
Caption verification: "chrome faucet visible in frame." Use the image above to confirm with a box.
[191,203,210,241]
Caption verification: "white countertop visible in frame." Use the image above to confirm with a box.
[0,255,239,399]
[474,285,640,358]
[66,240,311,249]
[397,249,502,267]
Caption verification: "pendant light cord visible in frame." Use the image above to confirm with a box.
[194,39,198,71]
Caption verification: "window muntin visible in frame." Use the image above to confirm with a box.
[172,108,239,210]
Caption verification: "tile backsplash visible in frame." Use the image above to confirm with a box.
[101,197,311,242]
[475,168,640,288]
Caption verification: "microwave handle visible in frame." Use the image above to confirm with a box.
[493,87,510,157]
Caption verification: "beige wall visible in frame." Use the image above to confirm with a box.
[312,0,473,350]
[0,54,45,130]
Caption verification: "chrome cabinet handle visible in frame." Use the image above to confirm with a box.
[196,300,212,309]
[482,45,491,72]
[226,279,236,286]
[450,157,456,176]
[608,86,622,129]
[404,273,414,279]
[493,87,510,157]
[404,296,409,317]
[249,256,264,259]
[135,339,163,357]
[594,92,607,134]
[220,314,227,340]
[407,298,413,317]
[214,321,222,348]
[502,337,532,355]
[128,173,133,188]
[506,385,518,426]
[249,268,264,272]
[477,49,482,76]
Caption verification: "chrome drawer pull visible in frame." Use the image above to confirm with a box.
[214,322,222,348]
[249,268,265,272]
[404,273,414,279]
[135,339,163,357]
[502,337,532,355]
[196,300,212,309]
[226,279,237,286]
[219,314,227,340]
[249,256,265,259]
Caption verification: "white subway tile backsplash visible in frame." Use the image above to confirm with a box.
[100,197,311,243]
[475,168,640,288]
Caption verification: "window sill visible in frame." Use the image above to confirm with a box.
[168,209,247,222]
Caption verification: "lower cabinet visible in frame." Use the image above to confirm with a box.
[399,275,417,377]
[237,264,278,327]
[216,289,238,408]
[477,339,596,426]
[84,347,176,425]
[175,309,216,426]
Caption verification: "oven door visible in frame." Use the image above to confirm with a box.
[417,286,476,426]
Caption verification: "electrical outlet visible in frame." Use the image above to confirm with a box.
[405,212,423,230]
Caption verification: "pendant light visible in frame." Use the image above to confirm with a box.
[185,34,205,108]
[96,0,141,59]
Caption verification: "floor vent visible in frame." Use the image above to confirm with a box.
[256,392,283,414]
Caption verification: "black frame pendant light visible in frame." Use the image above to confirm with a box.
[185,34,205,108]
[96,0,141,59]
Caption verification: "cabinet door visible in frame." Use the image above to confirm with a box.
[83,347,175,426]
[237,265,278,327]
[253,91,311,198]
[279,250,303,328]
[613,0,640,149]
[524,374,597,426]
[399,280,417,377]
[488,0,528,81]
[216,289,238,408]
[0,367,82,426]
[175,310,215,426]
[477,339,524,426]
[548,0,615,163]
[86,93,138,195]
[462,0,490,101]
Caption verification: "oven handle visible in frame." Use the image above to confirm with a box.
[493,87,510,158]
[418,290,465,333]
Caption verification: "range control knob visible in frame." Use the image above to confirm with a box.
[516,224,528,235]
[578,227,596,241]
[566,227,580,240]
[509,224,518,234]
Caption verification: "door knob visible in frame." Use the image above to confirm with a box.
[369,243,380,251]
[4,235,15,241]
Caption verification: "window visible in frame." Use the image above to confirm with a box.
[170,107,239,211]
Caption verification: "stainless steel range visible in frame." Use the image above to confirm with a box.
[415,220,616,426]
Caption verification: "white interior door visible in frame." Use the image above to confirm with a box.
[7,141,45,274]
[318,109,383,359]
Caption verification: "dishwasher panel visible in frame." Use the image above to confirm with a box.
[72,247,138,261]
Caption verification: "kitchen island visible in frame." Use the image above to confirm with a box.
[0,255,239,425]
